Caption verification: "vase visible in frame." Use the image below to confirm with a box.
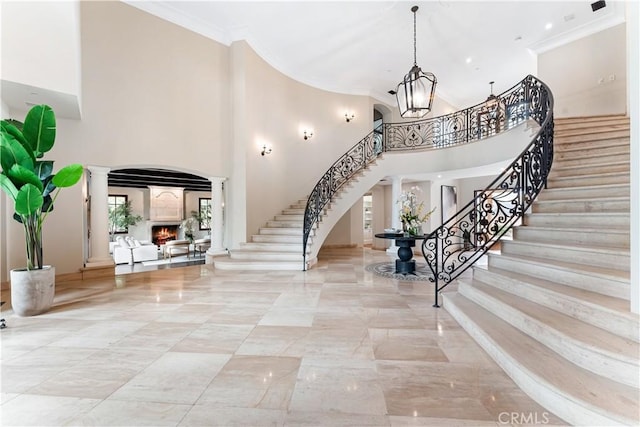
[10,266,55,316]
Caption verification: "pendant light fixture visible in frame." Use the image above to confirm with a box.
[485,81,499,111]
[396,5,437,119]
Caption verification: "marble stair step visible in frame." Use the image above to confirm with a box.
[239,242,307,253]
[229,250,304,261]
[500,239,629,271]
[532,196,629,213]
[553,123,630,137]
[523,212,629,229]
[547,171,629,187]
[555,152,629,168]
[213,257,303,271]
[553,129,629,144]
[252,234,308,244]
[554,116,628,128]
[548,161,629,177]
[266,220,303,228]
[472,267,639,343]
[487,252,629,299]
[274,214,304,221]
[259,227,305,236]
[282,208,305,215]
[536,183,629,200]
[553,136,629,153]
[555,142,629,160]
[513,225,629,248]
[459,279,639,387]
[442,293,640,426]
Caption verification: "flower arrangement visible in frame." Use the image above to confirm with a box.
[398,186,436,236]
[180,216,197,243]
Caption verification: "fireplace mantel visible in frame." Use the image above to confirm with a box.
[149,186,184,221]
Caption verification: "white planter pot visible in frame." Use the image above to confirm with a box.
[10,266,55,317]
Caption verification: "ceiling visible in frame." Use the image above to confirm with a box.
[108,168,212,192]
[125,0,625,108]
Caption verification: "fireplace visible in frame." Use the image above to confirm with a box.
[152,225,179,246]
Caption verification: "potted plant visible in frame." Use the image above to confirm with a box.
[108,200,142,241]
[0,105,83,316]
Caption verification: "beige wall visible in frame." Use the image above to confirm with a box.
[1,1,81,97]
[538,23,627,118]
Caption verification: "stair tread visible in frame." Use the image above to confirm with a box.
[491,252,630,280]
[540,183,629,192]
[468,279,639,362]
[517,225,629,235]
[504,238,629,257]
[534,195,629,203]
[551,160,629,171]
[445,293,640,423]
[478,266,633,315]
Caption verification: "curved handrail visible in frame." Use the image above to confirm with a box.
[422,75,554,306]
[302,74,552,270]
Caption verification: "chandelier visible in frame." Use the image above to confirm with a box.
[396,5,437,119]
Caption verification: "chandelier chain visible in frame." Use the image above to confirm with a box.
[413,8,417,65]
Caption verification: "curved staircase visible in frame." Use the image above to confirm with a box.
[214,199,312,270]
[443,115,639,426]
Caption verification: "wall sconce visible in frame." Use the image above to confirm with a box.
[303,130,313,140]
[345,113,355,123]
[261,145,272,156]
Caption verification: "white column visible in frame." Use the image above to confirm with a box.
[387,175,403,254]
[207,177,228,256]
[86,165,115,267]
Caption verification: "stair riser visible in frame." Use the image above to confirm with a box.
[252,235,306,244]
[555,153,629,168]
[215,261,303,271]
[239,243,306,253]
[523,214,629,229]
[259,228,304,236]
[554,130,629,144]
[513,228,630,249]
[556,143,629,158]
[275,215,304,221]
[282,209,305,215]
[442,294,623,426]
[554,119,629,131]
[548,174,629,187]
[502,241,629,270]
[473,268,639,344]
[555,138,629,153]
[549,163,629,177]
[230,251,303,261]
[554,124,630,138]
[537,185,629,201]
[459,281,637,387]
[532,199,629,214]
[487,255,629,299]
[266,221,303,228]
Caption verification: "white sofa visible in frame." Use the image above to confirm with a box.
[112,236,158,264]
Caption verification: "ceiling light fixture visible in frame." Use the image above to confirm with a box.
[345,113,355,123]
[395,5,437,119]
[303,130,313,141]
[485,81,498,110]
[261,145,272,156]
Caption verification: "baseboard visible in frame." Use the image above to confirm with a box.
[80,265,115,280]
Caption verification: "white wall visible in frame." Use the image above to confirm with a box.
[538,23,627,118]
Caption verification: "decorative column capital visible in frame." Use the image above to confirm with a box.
[86,165,111,176]
[208,176,227,185]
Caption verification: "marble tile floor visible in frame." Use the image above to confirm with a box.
[0,248,566,426]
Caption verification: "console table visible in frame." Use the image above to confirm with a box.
[375,233,427,275]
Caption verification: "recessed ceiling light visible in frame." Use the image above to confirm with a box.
[437,174,442,179]
[465,57,472,64]
[545,22,553,30]
[514,36,522,41]
[564,14,575,22]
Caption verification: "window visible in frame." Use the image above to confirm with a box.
[199,198,211,230]
[108,195,128,234]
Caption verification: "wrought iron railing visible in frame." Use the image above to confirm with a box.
[422,75,554,306]
[302,75,553,272]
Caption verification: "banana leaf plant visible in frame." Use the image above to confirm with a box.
[0,105,83,270]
